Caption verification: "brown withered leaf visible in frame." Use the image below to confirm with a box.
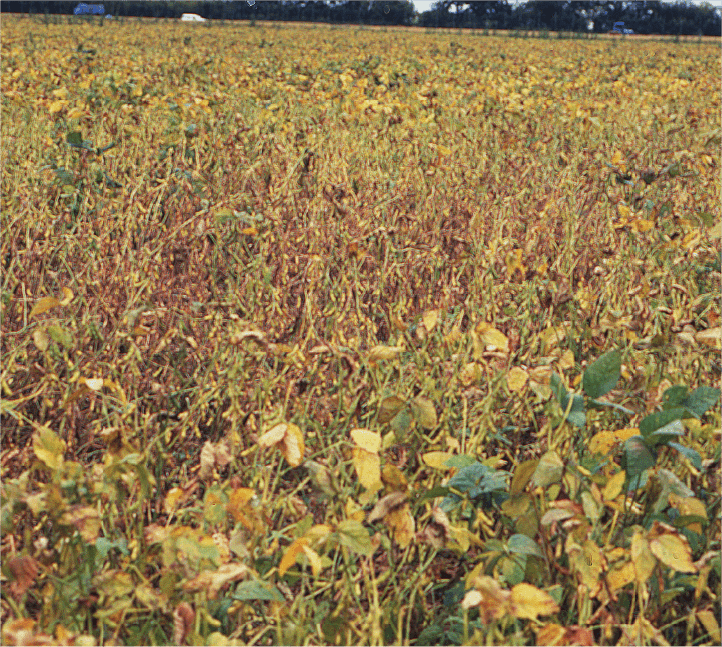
[8,556,40,599]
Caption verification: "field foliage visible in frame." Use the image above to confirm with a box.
[1,16,720,646]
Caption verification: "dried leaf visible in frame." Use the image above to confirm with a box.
[410,395,437,429]
[507,367,528,392]
[173,602,195,645]
[368,345,404,363]
[7,556,40,600]
[30,296,61,318]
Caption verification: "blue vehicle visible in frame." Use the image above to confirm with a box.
[74,3,105,16]
[611,21,634,34]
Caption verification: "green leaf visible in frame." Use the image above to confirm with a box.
[419,486,450,501]
[639,408,686,438]
[390,408,412,438]
[66,131,83,146]
[336,519,374,556]
[550,373,567,402]
[680,386,720,418]
[507,533,544,558]
[662,385,689,410]
[621,436,656,480]
[47,325,73,349]
[589,399,634,415]
[444,455,478,469]
[582,350,621,399]
[550,373,585,426]
[561,392,586,428]
[53,168,75,185]
[667,442,702,470]
[646,420,685,447]
[233,580,285,602]
[695,211,715,227]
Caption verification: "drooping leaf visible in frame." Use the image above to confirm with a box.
[621,436,656,481]
[667,442,702,470]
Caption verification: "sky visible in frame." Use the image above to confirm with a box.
[411,0,722,14]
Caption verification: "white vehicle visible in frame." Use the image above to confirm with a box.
[180,13,206,22]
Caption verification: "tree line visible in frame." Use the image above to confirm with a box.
[2,1,720,36]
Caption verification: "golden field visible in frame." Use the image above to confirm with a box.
[1,16,720,646]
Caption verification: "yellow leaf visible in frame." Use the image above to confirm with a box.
[386,504,415,548]
[33,329,49,351]
[631,529,657,584]
[352,447,381,493]
[475,322,509,353]
[697,610,721,644]
[258,423,287,448]
[30,296,61,318]
[510,583,559,620]
[668,494,707,533]
[279,538,307,576]
[461,589,483,609]
[60,505,101,542]
[164,488,185,514]
[422,309,439,332]
[199,441,216,479]
[33,426,66,471]
[422,451,452,469]
[281,423,304,467]
[241,226,257,236]
[505,248,526,278]
[507,367,528,392]
[183,563,248,599]
[301,544,323,576]
[368,345,404,363]
[459,362,481,386]
[59,287,74,306]
[607,560,635,592]
[558,349,575,370]
[696,327,721,349]
[350,428,381,454]
[603,470,626,502]
[632,219,655,233]
[48,99,67,114]
[80,377,104,391]
[381,464,407,491]
[589,428,638,455]
[368,491,407,523]
[535,623,567,646]
[649,532,696,573]
[305,524,333,543]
